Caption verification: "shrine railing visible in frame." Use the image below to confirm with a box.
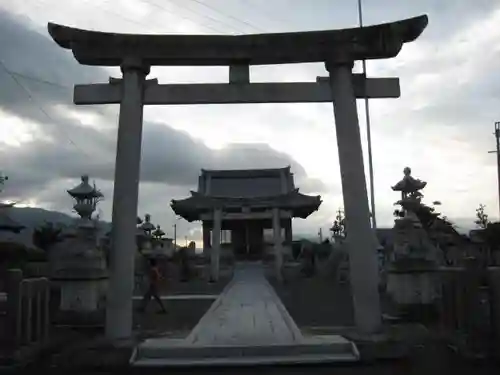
[2,269,50,353]
[438,261,500,358]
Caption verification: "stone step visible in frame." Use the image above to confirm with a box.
[131,335,359,367]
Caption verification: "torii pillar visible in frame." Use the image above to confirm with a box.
[105,58,149,340]
[327,58,381,333]
[47,14,428,339]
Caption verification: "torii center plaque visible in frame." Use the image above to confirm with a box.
[48,14,428,340]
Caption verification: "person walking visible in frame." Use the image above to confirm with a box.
[138,258,167,313]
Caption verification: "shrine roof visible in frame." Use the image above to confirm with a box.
[170,189,321,221]
[67,175,103,199]
[391,175,427,193]
[201,167,290,178]
[201,167,293,198]
[48,15,427,66]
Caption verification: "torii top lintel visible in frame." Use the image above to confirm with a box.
[47,15,427,67]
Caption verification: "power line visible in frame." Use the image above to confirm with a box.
[357,0,377,231]
[187,0,266,33]
[8,71,71,90]
[140,0,228,33]
[82,0,174,33]
[238,0,295,31]
[2,67,115,128]
[163,0,247,33]
[0,59,91,158]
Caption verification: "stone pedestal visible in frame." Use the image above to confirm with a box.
[50,227,108,326]
[386,259,440,320]
[387,213,441,312]
[387,269,439,305]
[59,278,108,311]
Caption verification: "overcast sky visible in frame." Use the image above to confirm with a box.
[0,0,499,243]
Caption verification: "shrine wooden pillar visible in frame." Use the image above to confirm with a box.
[284,219,293,245]
[202,221,211,254]
[210,207,222,282]
[272,207,283,282]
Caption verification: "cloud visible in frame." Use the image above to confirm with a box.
[2,0,500,242]
[0,8,326,241]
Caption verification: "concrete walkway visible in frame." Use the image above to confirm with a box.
[187,262,302,345]
[132,262,358,366]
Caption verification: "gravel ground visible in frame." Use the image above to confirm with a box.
[7,265,500,373]
[133,299,213,334]
[135,262,232,296]
[1,267,231,369]
[268,271,355,328]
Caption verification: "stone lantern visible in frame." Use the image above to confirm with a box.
[153,225,165,240]
[151,225,169,257]
[50,175,108,325]
[67,175,103,224]
[386,167,440,314]
[139,214,155,253]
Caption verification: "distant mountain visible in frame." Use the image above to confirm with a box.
[0,206,111,249]
[8,206,76,228]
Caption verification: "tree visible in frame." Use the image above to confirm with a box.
[393,189,459,265]
[475,203,490,229]
[393,195,451,231]
[32,221,63,252]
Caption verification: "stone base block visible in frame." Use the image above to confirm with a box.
[56,278,108,312]
[386,271,439,305]
[132,335,359,367]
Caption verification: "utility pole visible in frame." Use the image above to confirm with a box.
[357,0,377,230]
[488,121,500,218]
[318,228,323,243]
[173,223,177,249]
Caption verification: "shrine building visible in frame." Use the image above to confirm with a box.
[171,167,321,261]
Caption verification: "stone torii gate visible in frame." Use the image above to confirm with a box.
[48,15,428,340]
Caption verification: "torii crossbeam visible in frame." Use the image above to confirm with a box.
[48,14,428,340]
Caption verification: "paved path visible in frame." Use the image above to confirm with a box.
[134,262,359,365]
[186,262,302,346]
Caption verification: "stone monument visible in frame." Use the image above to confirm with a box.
[50,175,108,324]
[386,167,441,312]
